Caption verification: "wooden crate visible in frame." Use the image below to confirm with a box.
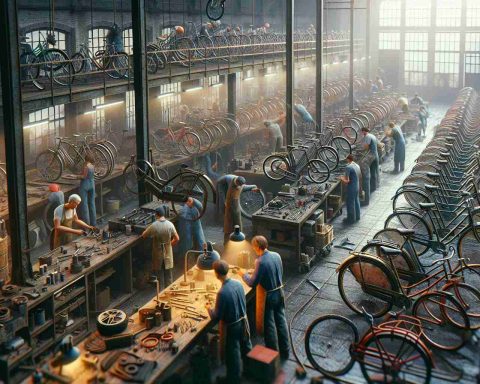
[315,224,333,250]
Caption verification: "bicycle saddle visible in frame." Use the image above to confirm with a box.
[439,152,450,158]
[396,228,415,236]
[445,136,455,143]
[380,246,402,256]
[419,202,435,210]
[444,143,453,148]
[424,184,439,191]
[426,172,440,178]
[461,190,471,197]
[436,159,448,165]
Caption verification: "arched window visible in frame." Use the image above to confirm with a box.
[123,28,133,55]
[25,29,67,51]
[88,28,111,55]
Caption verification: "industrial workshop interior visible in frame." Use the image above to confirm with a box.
[2,0,480,382]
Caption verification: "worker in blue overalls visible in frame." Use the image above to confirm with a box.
[361,127,380,193]
[340,154,361,224]
[387,122,406,174]
[77,153,96,226]
[176,197,206,257]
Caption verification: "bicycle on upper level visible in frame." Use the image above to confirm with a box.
[206,0,226,21]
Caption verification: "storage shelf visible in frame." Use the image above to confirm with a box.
[55,296,86,316]
[55,318,88,342]
[95,268,116,285]
[31,319,54,337]
[54,286,86,310]
[109,292,132,309]
[32,338,55,358]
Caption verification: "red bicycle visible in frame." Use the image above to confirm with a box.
[151,125,201,156]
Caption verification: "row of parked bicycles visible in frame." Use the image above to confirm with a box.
[304,88,480,383]
[20,25,359,90]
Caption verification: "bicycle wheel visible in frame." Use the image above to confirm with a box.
[42,48,74,86]
[442,282,480,330]
[263,155,289,181]
[384,210,432,256]
[174,38,196,67]
[110,52,130,79]
[122,159,155,195]
[307,159,330,183]
[358,330,432,384]
[337,254,397,318]
[239,188,266,219]
[458,229,480,265]
[305,314,358,376]
[88,147,111,180]
[412,291,470,351]
[71,52,85,74]
[147,54,158,74]
[35,150,63,182]
[206,0,225,21]
[392,189,431,211]
[91,143,115,175]
[178,132,201,155]
[316,145,339,172]
[330,136,352,161]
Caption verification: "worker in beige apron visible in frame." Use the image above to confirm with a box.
[206,260,251,384]
[217,175,258,244]
[239,235,290,360]
[51,194,94,250]
[142,205,179,289]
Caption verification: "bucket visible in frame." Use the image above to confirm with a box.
[105,199,120,214]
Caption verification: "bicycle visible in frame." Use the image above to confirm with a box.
[150,125,201,156]
[263,144,330,184]
[35,135,111,182]
[206,0,226,21]
[147,27,195,68]
[305,308,465,384]
[337,246,477,350]
[71,43,129,79]
[123,156,216,221]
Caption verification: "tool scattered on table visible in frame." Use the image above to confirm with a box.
[334,237,356,251]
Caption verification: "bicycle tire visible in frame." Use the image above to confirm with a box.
[71,52,85,74]
[147,54,158,74]
[316,145,339,172]
[263,155,289,181]
[392,188,431,211]
[384,210,432,256]
[337,254,397,318]
[330,136,352,161]
[206,0,225,21]
[35,150,63,182]
[174,38,195,67]
[122,159,155,195]
[179,131,201,155]
[20,53,43,89]
[110,51,130,79]
[88,146,111,180]
[307,159,330,183]
[42,48,74,86]
[358,329,432,384]
[304,314,358,376]
[239,188,266,219]
[442,282,480,330]
[412,291,470,351]
[458,229,480,265]
[91,143,115,174]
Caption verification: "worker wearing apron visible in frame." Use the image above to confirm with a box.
[51,194,94,250]
[217,175,258,244]
[340,154,361,224]
[264,120,283,153]
[77,153,97,226]
[141,206,179,289]
[361,127,380,193]
[176,197,206,257]
[206,260,251,384]
[240,236,290,360]
[387,122,406,173]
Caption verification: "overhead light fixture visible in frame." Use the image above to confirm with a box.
[332,61,339,65]
[185,86,203,93]
[229,225,246,242]
[23,119,49,129]
[94,100,124,110]
[157,92,175,98]
[211,83,223,88]
[83,110,96,115]
[264,73,276,77]
[244,76,254,81]
[361,57,366,61]
[299,66,309,71]
[342,60,348,64]
[353,58,358,62]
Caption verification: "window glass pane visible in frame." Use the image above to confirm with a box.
[123,28,133,55]
[466,33,480,52]
[25,29,67,52]
[88,28,110,55]
[467,0,480,27]
[436,0,462,27]
[379,0,401,27]
[405,0,431,27]
[405,32,428,51]
[379,32,400,50]
[435,32,460,52]
[466,54,480,74]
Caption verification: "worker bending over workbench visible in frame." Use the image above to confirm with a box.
[239,236,290,360]
[361,127,380,193]
[386,122,406,174]
[206,260,252,384]
[340,154,361,224]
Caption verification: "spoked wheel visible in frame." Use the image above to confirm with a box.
[166,171,212,221]
[412,291,470,351]
[330,136,352,161]
[35,150,63,182]
[96,309,128,336]
[206,0,225,21]
[307,159,330,183]
[122,159,156,195]
[358,330,432,384]
[384,210,432,256]
[178,131,201,155]
[71,52,85,74]
[42,49,74,86]
[442,282,480,330]
[263,155,289,181]
[240,188,266,219]
[337,255,398,318]
[458,229,480,265]
[174,38,195,67]
[89,147,111,180]
[316,145,339,171]
[110,52,130,79]
[305,314,358,376]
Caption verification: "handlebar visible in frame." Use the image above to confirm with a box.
[361,307,374,325]
[424,246,455,268]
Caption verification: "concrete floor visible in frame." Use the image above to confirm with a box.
[120,102,480,383]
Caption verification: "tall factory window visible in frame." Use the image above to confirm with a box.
[404,32,429,86]
[466,0,480,27]
[379,0,401,27]
[434,32,460,87]
[88,28,111,55]
[378,32,401,50]
[25,29,67,52]
[123,28,133,55]
[465,33,480,74]
[436,0,462,27]
[405,0,431,27]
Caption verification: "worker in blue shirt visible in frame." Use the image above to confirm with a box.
[340,154,361,224]
[176,197,206,257]
[206,260,251,384]
[217,175,258,244]
[361,127,380,193]
[294,104,316,136]
[387,122,405,173]
[239,236,290,360]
